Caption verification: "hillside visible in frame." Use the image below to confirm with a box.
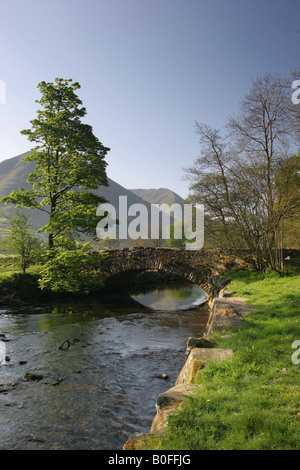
[129,187,185,206]
[0,152,49,230]
[0,153,180,244]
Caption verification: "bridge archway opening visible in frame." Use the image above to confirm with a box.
[103,268,189,291]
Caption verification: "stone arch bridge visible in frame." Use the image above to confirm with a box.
[92,247,247,295]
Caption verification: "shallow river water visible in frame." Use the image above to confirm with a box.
[0,281,209,450]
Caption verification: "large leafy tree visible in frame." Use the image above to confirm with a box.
[2,78,110,250]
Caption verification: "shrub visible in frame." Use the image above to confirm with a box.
[39,248,107,295]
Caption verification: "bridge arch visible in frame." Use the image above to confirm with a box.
[93,247,245,295]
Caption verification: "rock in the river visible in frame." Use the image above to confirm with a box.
[24,372,44,381]
[52,378,63,386]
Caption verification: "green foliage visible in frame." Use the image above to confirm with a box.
[0,207,44,272]
[38,244,107,295]
[1,78,110,250]
[275,152,300,250]
[167,222,187,248]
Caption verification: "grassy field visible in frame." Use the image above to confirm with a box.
[0,265,41,279]
[145,269,300,450]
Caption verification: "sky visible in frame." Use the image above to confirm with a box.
[0,0,299,198]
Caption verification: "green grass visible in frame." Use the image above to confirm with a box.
[145,269,300,450]
[0,265,41,278]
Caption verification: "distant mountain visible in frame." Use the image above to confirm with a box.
[0,152,49,230]
[0,151,33,194]
[0,153,179,245]
[129,188,185,206]
[0,152,153,234]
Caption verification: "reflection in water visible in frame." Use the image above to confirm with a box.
[132,283,207,311]
[0,281,209,450]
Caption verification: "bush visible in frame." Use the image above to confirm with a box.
[38,248,107,295]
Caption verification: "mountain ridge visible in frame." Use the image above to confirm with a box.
[129,187,185,207]
[0,153,184,241]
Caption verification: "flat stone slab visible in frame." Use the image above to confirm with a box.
[186,337,215,350]
[156,383,200,408]
[213,297,257,317]
[205,296,257,334]
[150,384,200,433]
[176,347,233,385]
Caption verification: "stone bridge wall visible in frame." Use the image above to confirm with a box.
[91,247,248,295]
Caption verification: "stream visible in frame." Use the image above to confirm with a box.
[0,280,209,450]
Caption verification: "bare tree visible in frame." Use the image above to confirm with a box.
[185,74,299,271]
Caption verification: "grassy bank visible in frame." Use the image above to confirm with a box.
[145,269,300,450]
[0,265,41,279]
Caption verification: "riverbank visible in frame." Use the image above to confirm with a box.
[0,266,188,309]
[124,269,300,450]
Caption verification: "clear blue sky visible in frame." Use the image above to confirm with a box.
[0,0,299,198]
